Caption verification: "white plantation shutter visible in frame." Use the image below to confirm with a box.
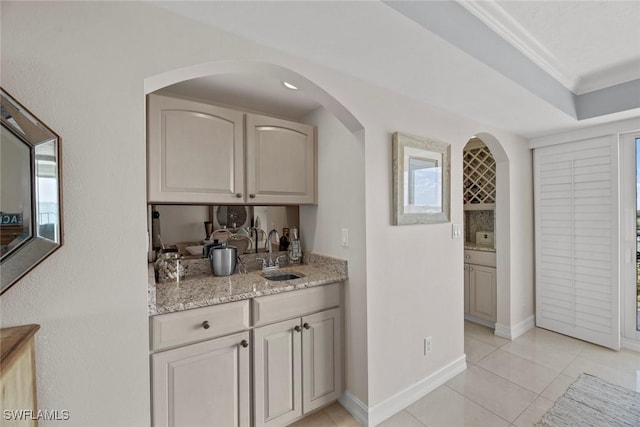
[534,136,620,350]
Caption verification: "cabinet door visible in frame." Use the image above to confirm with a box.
[253,318,302,427]
[302,308,342,413]
[463,264,470,315]
[469,265,497,322]
[151,331,250,427]
[246,114,316,204]
[147,94,244,203]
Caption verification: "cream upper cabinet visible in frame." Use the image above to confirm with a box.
[147,95,317,204]
[147,94,245,204]
[246,114,316,204]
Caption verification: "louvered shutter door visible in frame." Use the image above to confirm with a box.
[534,136,620,350]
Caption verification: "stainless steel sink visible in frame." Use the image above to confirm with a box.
[262,272,305,281]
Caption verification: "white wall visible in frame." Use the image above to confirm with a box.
[300,107,368,404]
[1,2,534,425]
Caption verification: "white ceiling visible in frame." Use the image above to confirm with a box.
[460,1,640,95]
[152,1,640,138]
[159,74,322,120]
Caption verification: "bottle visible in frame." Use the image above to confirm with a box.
[279,227,290,251]
[288,227,302,264]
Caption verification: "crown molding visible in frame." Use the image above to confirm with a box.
[457,0,578,92]
[576,58,640,95]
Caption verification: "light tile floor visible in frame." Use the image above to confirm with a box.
[289,402,362,427]
[293,321,640,426]
[380,321,640,427]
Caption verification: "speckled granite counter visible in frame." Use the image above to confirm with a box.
[464,243,496,252]
[148,253,347,315]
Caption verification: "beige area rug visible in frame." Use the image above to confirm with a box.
[535,373,640,426]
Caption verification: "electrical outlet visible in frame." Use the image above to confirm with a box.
[424,337,432,355]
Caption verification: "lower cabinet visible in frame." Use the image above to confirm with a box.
[253,308,342,427]
[150,284,343,427]
[151,331,251,427]
[468,264,497,322]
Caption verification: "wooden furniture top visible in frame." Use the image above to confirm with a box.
[0,324,40,374]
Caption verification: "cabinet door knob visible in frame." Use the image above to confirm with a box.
[303,323,310,330]
[294,325,302,332]
[202,320,210,329]
[240,339,249,348]
[465,255,470,259]
[469,267,473,271]
[249,194,256,198]
[235,193,242,198]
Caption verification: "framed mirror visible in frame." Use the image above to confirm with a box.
[392,132,450,225]
[1,88,63,294]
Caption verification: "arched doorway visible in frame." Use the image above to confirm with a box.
[463,133,511,336]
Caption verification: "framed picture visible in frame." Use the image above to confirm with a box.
[392,132,450,225]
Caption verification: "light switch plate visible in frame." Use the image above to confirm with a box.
[341,228,349,247]
[452,224,462,239]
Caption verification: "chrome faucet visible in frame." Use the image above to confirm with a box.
[257,229,283,271]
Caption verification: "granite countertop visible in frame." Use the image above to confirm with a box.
[149,253,347,315]
[464,243,496,253]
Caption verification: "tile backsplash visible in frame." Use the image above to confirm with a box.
[465,210,495,244]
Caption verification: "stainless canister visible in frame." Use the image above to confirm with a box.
[209,245,237,276]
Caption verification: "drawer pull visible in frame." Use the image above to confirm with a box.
[202,320,210,329]
[465,255,470,259]
[240,339,249,348]
[249,194,256,198]
[236,193,242,198]
[294,325,302,333]
[303,323,310,330]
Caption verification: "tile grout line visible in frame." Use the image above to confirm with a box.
[403,408,428,427]
[443,383,512,425]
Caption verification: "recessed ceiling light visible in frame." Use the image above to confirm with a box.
[282,81,299,90]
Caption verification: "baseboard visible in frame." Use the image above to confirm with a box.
[621,337,640,352]
[339,391,369,426]
[495,315,535,340]
[464,314,495,329]
[367,355,467,426]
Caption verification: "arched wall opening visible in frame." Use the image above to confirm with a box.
[143,60,370,405]
[463,132,512,333]
[144,60,364,133]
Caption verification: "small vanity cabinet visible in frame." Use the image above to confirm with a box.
[147,94,316,205]
[464,250,497,324]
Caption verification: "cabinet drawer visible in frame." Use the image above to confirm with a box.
[464,250,496,267]
[150,300,249,351]
[252,283,340,327]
